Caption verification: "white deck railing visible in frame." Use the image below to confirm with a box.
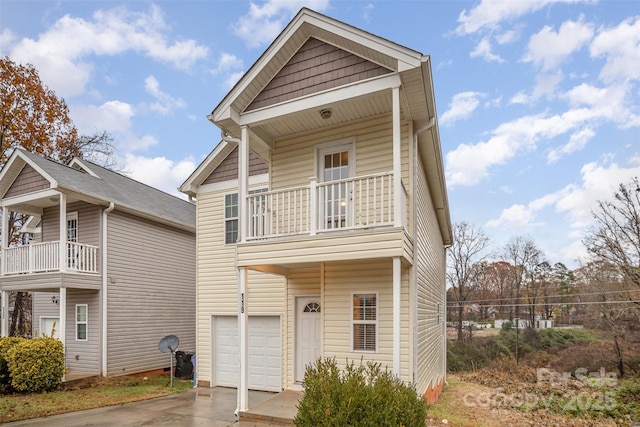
[2,241,99,275]
[246,172,406,241]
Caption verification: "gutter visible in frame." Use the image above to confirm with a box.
[101,202,115,377]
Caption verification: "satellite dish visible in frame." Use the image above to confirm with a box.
[158,335,180,387]
[158,335,179,353]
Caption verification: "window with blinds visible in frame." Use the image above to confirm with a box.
[352,293,377,352]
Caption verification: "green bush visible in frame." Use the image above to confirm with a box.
[294,358,427,427]
[0,337,23,392]
[6,337,65,392]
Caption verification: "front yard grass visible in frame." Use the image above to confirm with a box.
[0,374,192,423]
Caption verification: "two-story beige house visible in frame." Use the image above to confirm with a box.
[0,148,196,378]
[180,8,451,411]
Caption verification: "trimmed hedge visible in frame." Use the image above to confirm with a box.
[1,337,65,392]
[0,337,23,392]
[294,358,427,427]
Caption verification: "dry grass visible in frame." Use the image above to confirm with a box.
[0,374,192,423]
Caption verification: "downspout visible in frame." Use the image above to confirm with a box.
[221,129,241,145]
[412,117,436,388]
[101,202,115,377]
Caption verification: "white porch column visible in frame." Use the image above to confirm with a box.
[238,126,249,243]
[59,193,67,272]
[1,290,8,337]
[1,206,8,276]
[59,287,66,352]
[237,267,249,412]
[392,86,402,227]
[392,256,401,376]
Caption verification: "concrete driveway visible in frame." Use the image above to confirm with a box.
[3,387,277,427]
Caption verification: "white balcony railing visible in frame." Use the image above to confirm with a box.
[246,172,406,241]
[2,241,99,275]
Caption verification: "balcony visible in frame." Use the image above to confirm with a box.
[245,172,406,241]
[2,241,99,275]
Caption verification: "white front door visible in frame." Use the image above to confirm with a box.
[295,297,321,383]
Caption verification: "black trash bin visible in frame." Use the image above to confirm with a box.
[174,351,194,380]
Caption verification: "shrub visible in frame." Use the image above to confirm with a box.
[0,337,23,392]
[6,337,65,392]
[294,358,426,427]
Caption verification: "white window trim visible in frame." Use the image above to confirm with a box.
[76,304,88,341]
[351,291,379,353]
[224,192,239,245]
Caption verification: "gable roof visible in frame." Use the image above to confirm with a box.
[0,149,195,231]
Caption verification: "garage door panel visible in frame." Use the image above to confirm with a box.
[214,316,281,392]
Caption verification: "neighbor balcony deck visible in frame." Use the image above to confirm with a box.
[2,241,99,276]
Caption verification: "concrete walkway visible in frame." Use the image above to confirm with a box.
[4,387,295,427]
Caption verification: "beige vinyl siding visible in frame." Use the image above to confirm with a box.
[322,260,410,381]
[195,187,285,384]
[105,211,195,376]
[414,151,446,396]
[64,289,100,374]
[32,292,61,337]
[285,266,321,388]
[41,202,101,247]
[271,115,410,195]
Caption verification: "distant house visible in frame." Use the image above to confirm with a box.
[181,8,452,410]
[0,149,196,378]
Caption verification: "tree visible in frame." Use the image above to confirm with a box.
[1,56,117,336]
[447,222,490,340]
[584,177,640,289]
[501,236,543,324]
[582,178,640,377]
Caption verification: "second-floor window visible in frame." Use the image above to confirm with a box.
[225,193,238,244]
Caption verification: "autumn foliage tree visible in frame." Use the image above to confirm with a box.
[1,56,116,336]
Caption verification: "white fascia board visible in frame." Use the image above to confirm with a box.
[303,13,422,71]
[179,140,233,194]
[68,158,100,177]
[240,73,402,126]
[197,173,269,195]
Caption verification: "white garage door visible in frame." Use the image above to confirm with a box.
[214,316,281,392]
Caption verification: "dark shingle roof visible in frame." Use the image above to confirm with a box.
[18,149,195,230]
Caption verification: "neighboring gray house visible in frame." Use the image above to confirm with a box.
[0,149,195,378]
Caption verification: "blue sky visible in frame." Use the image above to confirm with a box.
[1,0,638,268]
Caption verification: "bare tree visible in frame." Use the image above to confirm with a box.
[447,222,490,340]
[582,178,640,377]
[502,236,543,325]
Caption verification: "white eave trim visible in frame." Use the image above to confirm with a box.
[239,73,402,127]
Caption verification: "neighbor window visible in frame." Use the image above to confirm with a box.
[352,293,377,352]
[76,304,87,341]
[225,193,238,244]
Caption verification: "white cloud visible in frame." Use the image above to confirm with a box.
[440,91,485,126]
[143,75,187,115]
[523,18,594,71]
[590,16,640,83]
[363,3,374,22]
[486,204,535,228]
[233,0,330,48]
[470,37,504,63]
[547,127,594,163]
[211,52,244,75]
[532,71,564,99]
[72,100,135,134]
[122,154,197,198]
[510,91,533,105]
[7,5,208,98]
[455,0,592,35]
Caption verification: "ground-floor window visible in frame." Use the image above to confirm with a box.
[76,304,87,341]
[352,292,377,352]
